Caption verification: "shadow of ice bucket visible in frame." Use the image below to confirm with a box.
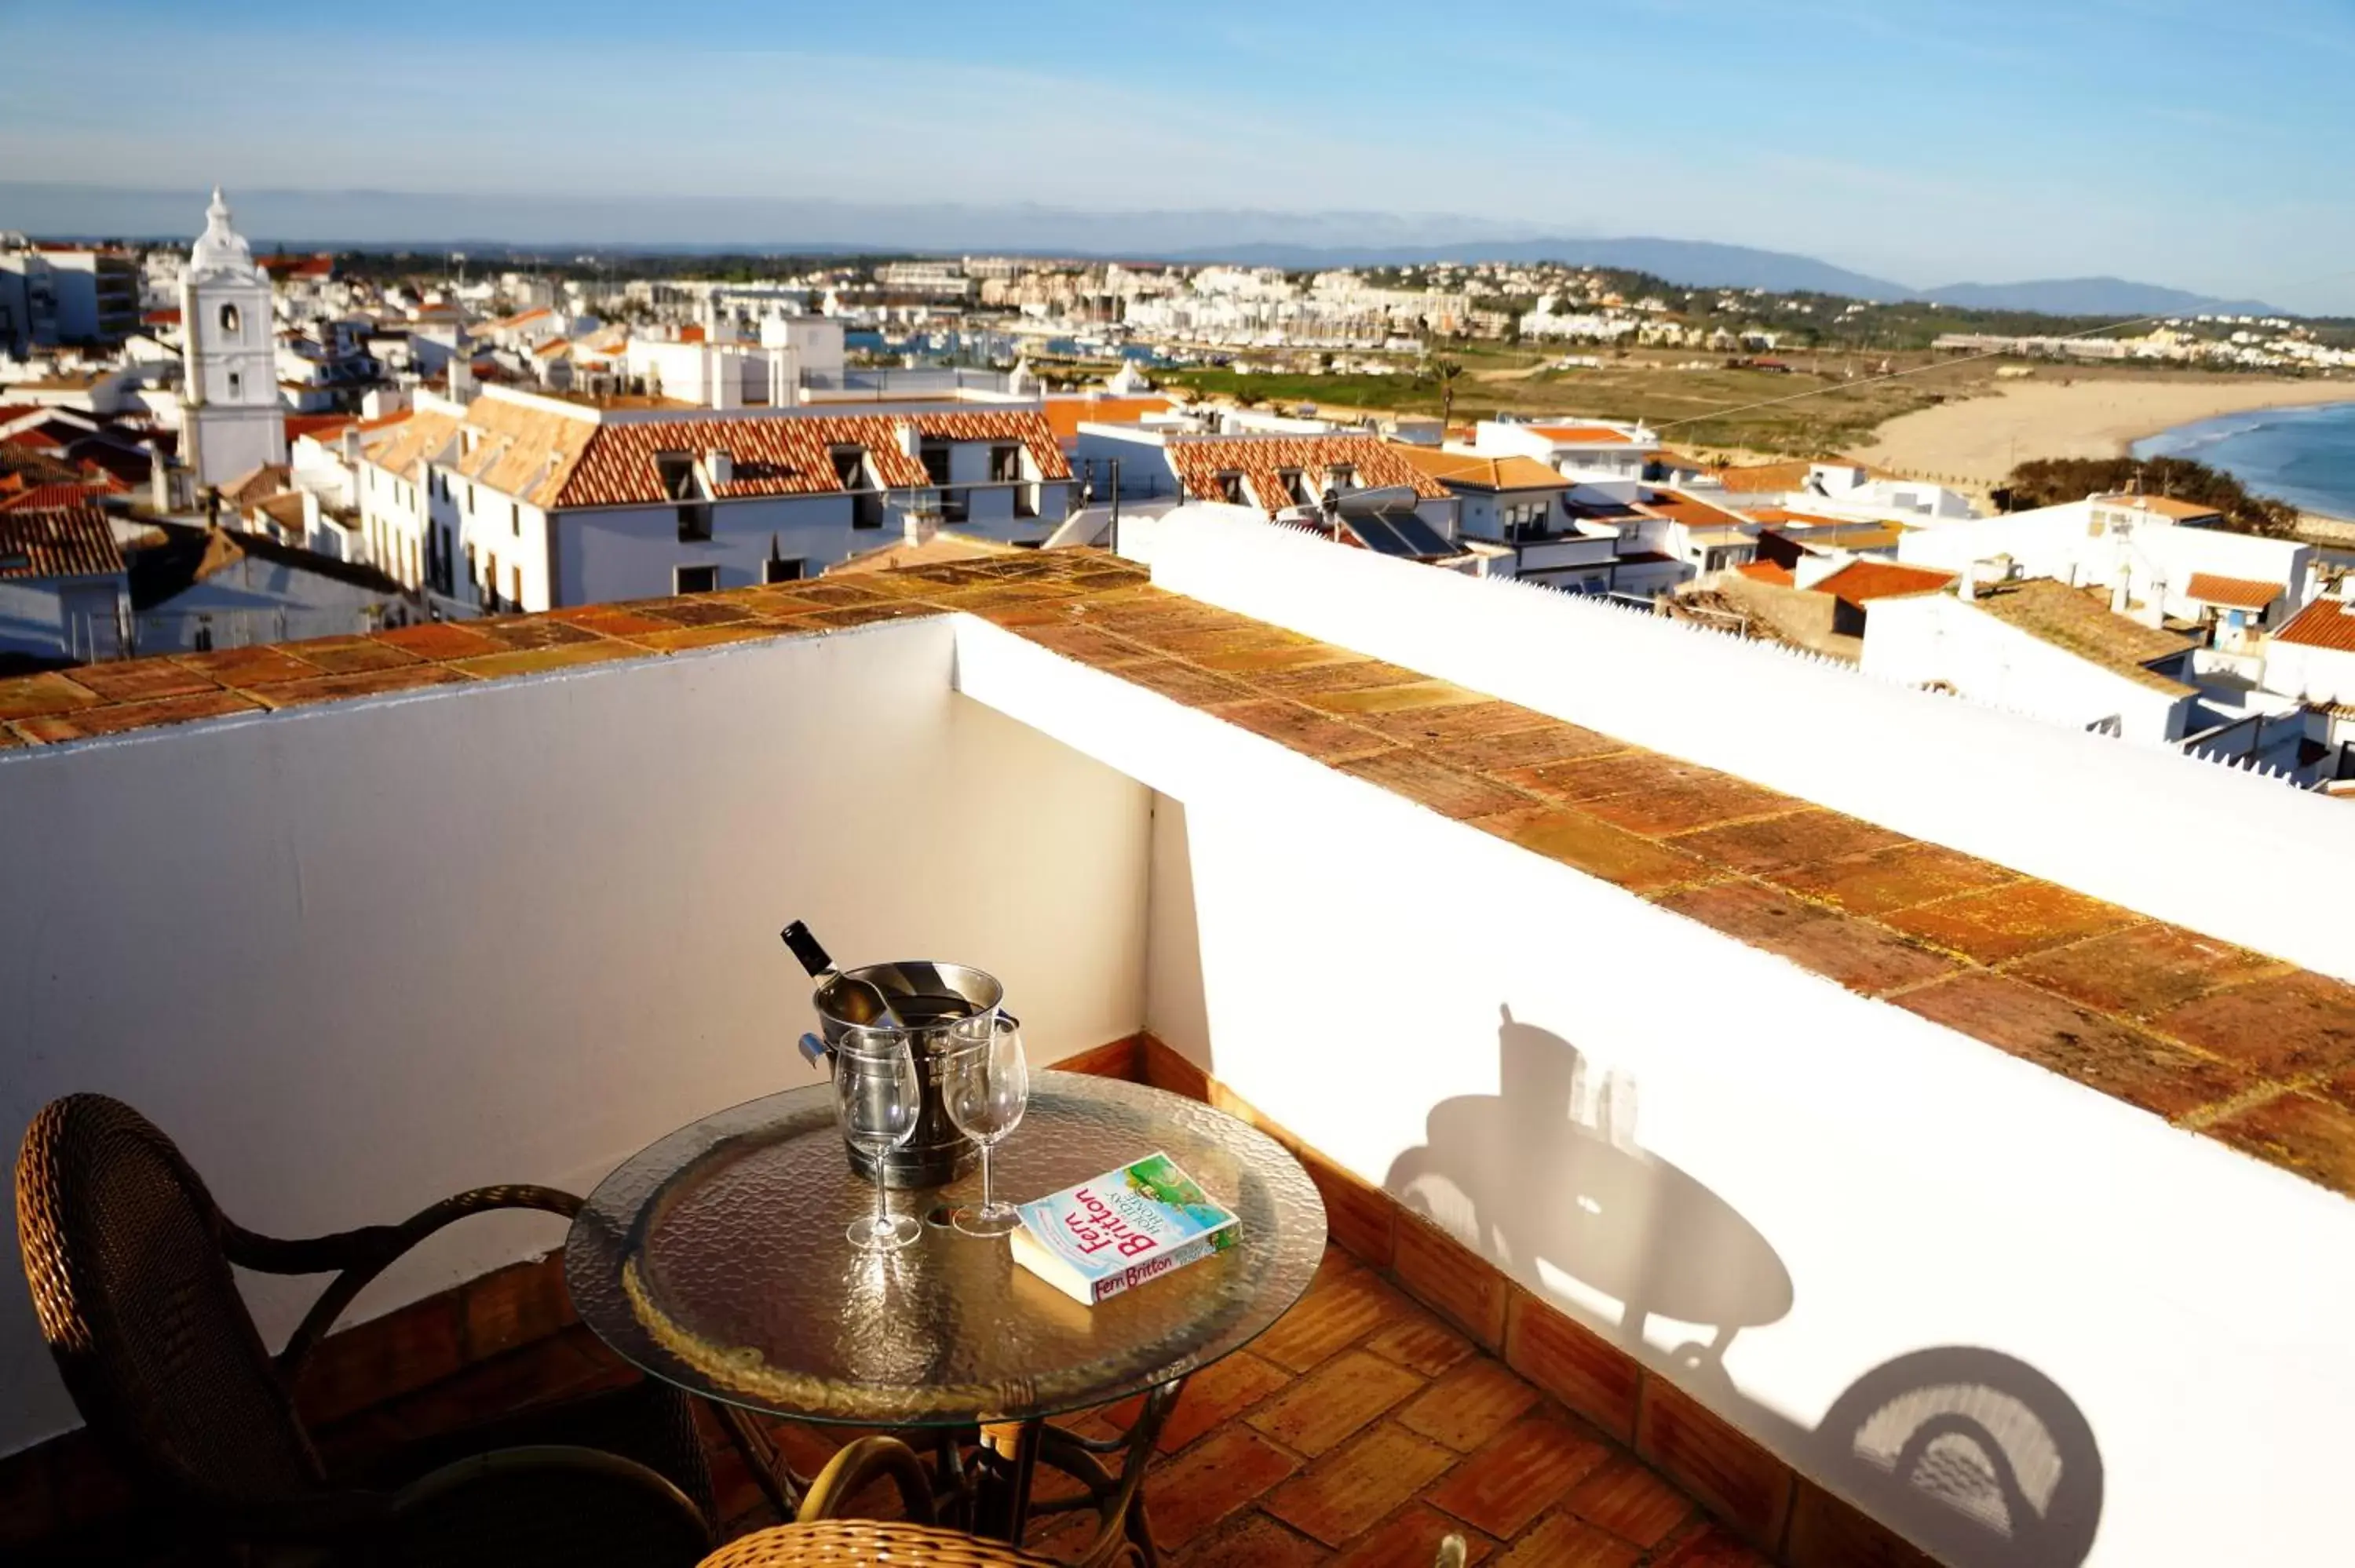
[800,961,1005,1191]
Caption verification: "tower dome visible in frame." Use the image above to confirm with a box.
[189,186,257,278]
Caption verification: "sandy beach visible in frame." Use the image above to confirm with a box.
[1853,377,2355,489]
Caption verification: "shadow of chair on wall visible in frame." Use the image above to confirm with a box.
[1383,1005,2104,1568]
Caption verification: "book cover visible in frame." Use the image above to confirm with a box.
[1010,1151,1240,1305]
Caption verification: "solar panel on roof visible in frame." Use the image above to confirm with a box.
[1382,509,1455,558]
[1337,512,1416,557]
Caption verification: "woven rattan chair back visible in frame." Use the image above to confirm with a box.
[16,1093,324,1508]
[698,1520,1061,1566]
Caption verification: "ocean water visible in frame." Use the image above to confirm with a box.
[2130,400,2355,519]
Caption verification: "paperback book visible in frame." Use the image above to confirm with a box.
[1010,1151,1240,1305]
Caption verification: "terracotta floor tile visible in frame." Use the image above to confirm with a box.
[474,615,605,651]
[1766,842,2021,916]
[1203,698,1397,764]
[1500,751,1725,806]
[1562,1457,1693,1548]
[1653,882,1959,997]
[1247,1349,1426,1457]
[1194,642,1364,674]
[449,642,644,679]
[1303,680,1495,717]
[1254,1267,1413,1374]
[1112,658,1258,707]
[62,658,223,702]
[1502,1292,1639,1444]
[1170,1510,1329,1568]
[1635,1383,1789,1550]
[169,644,324,687]
[12,690,264,742]
[374,622,507,661]
[1327,1503,1495,1568]
[0,671,100,720]
[1649,1520,1776,1567]
[1251,658,1431,698]
[1396,1358,1541,1453]
[809,603,936,629]
[1491,1509,1641,1568]
[1363,1303,1477,1380]
[276,636,425,676]
[639,596,761,625]
[1425,1414,1611,1539]
[1017,623,1155,664]
[1261,1424,1457,1548]
[1665,809,1909,876]
[1340,752,1535,820]
[247,665,477,709]
[1158,1350,1294,1454]
[2004,923,2284,1019]
[1356,699,1556,745]
[550,605,696,638]
[1880,882,2142,965]
[2203,1092,2355,1197]
[1469,806,1711,896]
[1150,624,1316,660]
[2150,971,2355,1079]
[1894,972,2251,1120]
[1144,1426,1301,1553]
[1580,780,1803,837]
[1426,723,1630,775]
[625,624,788,654]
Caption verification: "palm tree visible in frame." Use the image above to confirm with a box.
[1427,356,1464,428]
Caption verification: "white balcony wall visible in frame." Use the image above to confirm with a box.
[0,623,1152,1455]
[954,616,2355,1568]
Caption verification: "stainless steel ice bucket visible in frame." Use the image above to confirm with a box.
[798,961,1005,1190]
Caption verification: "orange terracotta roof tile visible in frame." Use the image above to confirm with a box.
[1042,395,1173,445]
[1167,434,1448,516]
[2183,573,2284,610]
[2094,493,2222,521]
[1809,561,1955,605]
[1525,425,1634,446]
[1636,489,1751,528]
[0,497,123,579]
[1736,560,1795,587]
[2273,596,2355,654]
[1387,445,1568,494]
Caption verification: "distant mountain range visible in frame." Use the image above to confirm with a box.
[0,181,2288,319]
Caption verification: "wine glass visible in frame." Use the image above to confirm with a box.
[944,1013,1029,1238]
[833,1032,923,1252]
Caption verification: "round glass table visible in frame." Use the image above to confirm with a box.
[567,1071,1327,1559]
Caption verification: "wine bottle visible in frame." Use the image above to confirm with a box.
[780,921,904,1030]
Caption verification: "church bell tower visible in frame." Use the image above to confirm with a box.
[180,187,286,493]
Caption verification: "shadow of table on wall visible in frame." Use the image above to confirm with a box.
[1385,1005,2102,1568]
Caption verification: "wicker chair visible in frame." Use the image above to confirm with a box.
[14,1092,716,1559]
[698,1521,1061,1567]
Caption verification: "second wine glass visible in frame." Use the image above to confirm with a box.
[944,1013,1029,1238]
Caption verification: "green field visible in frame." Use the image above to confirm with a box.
[1155,353,1999,458]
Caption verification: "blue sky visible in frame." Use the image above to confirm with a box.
[4,0,2352,309]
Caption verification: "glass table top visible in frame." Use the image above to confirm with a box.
[566,1071,1328,1426]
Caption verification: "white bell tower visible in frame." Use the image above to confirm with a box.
[180,187,286,493]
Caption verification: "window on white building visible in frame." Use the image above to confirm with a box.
[227,372,241,398]
[674,564,720,594]
[219,303,239,335]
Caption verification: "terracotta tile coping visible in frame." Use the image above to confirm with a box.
[3,551,2350,1198]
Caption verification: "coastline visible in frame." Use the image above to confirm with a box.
[1851,377,2355,489]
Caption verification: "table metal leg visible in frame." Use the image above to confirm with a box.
[976,1418,1044,1542]
[712,1401,801,1522]
[1027,1378,1186,1567]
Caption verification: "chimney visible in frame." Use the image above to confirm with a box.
[2110,576,2130,616]
[1959,560,1977,601]
[705,448,732,487]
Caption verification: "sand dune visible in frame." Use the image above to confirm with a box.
[1854,377,2355,488]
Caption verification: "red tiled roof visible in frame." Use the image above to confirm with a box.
[2094,493,2222,521]
[0,498,123,580]
[1387,445,1569,494]
[1736,560,1795,587]
[286,414,357,443]
[1810,561,1955,605]
[1526,424,1634,446]
[2182,573,2283,610]
[142,308,182,327]
[677,325,706,344]
[1637,488,1751,528]
[2273,596,2355,654]
[1165,434,1448,516]
[0,483,100,512]
[556,410,1068,510]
